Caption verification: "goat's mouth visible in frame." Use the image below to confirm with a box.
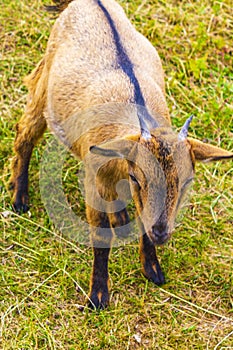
[147,229,171,246]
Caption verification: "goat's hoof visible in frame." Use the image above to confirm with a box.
[88,291,109,310]
[13,201,29,214]
[145,272,165,286]
[151,272,165,285]
[143,265,165,286]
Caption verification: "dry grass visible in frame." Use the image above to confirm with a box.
[1,0,233,349]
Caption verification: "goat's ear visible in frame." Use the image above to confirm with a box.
[90,145,124,158]
[187,138,233,162]
[90,136,140,158]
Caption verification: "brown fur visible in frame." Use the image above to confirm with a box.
[10,0,233,309]
[45,0,74,13]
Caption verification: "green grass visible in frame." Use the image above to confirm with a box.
[1,0,233,349]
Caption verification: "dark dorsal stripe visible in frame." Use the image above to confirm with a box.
[97,1,158,133]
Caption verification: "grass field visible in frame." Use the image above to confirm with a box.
[1,0,233,349]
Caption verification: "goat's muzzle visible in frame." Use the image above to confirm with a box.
[148,223,170,245]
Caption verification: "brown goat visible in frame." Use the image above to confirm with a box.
[10,0,233,309]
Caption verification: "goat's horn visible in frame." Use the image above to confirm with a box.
[138,109,159,140]
[178,115,194,141]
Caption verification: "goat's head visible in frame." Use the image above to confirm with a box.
[90,115,233,246]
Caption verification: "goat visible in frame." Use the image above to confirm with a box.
[10,0,233,309]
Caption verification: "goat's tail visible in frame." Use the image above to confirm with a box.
[45,0,74,13]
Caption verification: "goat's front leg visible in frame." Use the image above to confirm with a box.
[89,245,111,309]
[87,206,113,309]
[139,233,165,285]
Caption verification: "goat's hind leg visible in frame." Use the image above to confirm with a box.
[140,233,165,285]
[10,107,46,213]
[108,200,130,238]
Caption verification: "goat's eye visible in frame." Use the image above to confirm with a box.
[129,174,137,182]
[129,174,140,186]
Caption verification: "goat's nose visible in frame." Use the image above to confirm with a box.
[152,223,169,245]
[152,223,167,236]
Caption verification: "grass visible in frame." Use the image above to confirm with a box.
[1,0,233,349]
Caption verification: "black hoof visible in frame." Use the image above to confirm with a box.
[143,261,165,286]
[13,202,29,214]
[88,291,109,310]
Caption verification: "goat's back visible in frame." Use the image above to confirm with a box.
[35,0,170,154]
